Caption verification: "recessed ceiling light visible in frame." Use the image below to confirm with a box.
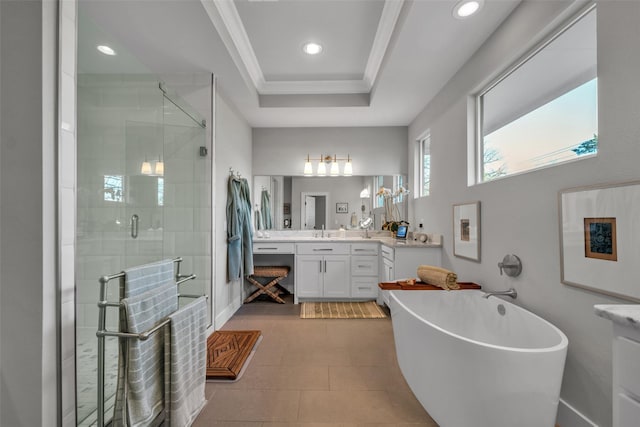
[453,0,483,19]
[302,42,323,55]
[97,45,116,56]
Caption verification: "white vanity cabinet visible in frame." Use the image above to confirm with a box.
[350,243,379,299]
[380,244,442,281]
[594,305,640,427]
[295,243,350,300]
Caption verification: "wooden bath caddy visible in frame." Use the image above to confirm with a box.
[378,281,481,291]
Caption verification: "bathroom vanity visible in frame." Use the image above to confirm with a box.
[595,305,640,427]
[252,232,442,303]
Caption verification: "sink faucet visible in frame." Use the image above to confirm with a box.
[321,224,324,238]
[483,288,517,299]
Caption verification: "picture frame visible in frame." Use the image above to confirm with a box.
[559,181,640,302]
[283,203,290,215]
[453,201,480,262]
[336,202,348,213]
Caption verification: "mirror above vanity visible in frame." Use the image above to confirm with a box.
[253,175,407,231]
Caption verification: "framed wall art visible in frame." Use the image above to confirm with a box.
[559,181,640,302]
[336,202,348,213]
[453,201,480,261]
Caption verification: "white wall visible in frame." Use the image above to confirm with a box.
[214,92,253,328]
[252,127,408,177]
[0,1,59,425]
[408,2,640,426]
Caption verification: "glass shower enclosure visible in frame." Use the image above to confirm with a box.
[76,75,212,426]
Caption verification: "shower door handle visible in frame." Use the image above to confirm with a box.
[130,214,139,239]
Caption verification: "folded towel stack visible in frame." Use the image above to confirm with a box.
[417,265,459,290]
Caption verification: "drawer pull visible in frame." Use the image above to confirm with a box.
[358,287,371,290]
[257,247,278,250]
[313,248,333,251]
[357,265,368,268]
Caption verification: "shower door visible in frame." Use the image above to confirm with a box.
[76,76,210,427]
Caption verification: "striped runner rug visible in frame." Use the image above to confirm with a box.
[300,301,388,319]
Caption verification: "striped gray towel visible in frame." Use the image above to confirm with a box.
[164,297,208,427]
[124,259,175,298]
[113,284,178,427]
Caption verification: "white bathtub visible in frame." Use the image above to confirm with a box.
[390,290,568,427]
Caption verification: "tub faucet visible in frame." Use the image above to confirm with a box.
[483,288,517,299]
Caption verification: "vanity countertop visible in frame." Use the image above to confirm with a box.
[594,304,640,330]
[253,234,442,248]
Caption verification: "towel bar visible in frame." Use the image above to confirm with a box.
[96,257,197,427]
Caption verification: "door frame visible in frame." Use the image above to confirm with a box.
[300,191,330,230]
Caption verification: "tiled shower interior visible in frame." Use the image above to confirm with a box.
[76,74,212,425]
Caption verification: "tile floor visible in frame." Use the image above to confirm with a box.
[193,297,439,427]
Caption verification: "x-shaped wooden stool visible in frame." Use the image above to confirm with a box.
[244,266,290,304]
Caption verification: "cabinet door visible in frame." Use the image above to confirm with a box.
[296,255,324,298]
[383,258,394,282]
[323,255,351,298]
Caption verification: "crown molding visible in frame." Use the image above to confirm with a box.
[204,0,403,96]
[260,79,370,95]
[363,0,405,89]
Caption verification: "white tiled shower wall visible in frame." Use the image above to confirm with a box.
[76,75,212,330]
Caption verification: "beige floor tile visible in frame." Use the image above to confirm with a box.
[328,365,406,391]
[282,347,352,367]
[197,389,300,422]
[298,390,430,423]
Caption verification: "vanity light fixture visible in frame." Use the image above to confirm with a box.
[97,44,116,56]
[303,154,353,176]
[453,0,483,18]
[302,42,323,55]
[141,158,152,175]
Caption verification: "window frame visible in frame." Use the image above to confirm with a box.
[474,4,597,184]
[415,130,431,198]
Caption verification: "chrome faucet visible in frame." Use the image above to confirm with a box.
[483,288,517,299]
[321,224,324,238]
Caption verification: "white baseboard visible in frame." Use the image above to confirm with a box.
[214,295,242,330]
[557,398,599,427]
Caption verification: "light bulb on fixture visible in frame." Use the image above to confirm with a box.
[330,155,340,176]
[343,155,353,176]
[317,155,327,176]
[154,158,164,176]
[304,154,313,176]
[141,158,152,175]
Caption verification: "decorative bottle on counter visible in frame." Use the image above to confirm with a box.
[350,212,357,228]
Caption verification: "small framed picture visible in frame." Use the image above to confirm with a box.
[336,202,348,213]
[453,201,480,262]
[283,203,290,215]
[583,217,617,261]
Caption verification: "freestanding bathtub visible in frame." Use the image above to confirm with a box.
[390,289,568,427]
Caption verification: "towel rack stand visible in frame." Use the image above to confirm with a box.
[96,257,197,427]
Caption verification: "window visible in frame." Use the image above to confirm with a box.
[104,175,124,202]
[157,177,164,206]
[416,132,431,197]
[477,6,597,182]
[374,175,384,208]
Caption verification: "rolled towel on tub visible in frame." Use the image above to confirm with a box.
[417,265,459,290]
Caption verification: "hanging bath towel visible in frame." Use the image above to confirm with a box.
[112,284,178,427]
[164,297,208,426]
